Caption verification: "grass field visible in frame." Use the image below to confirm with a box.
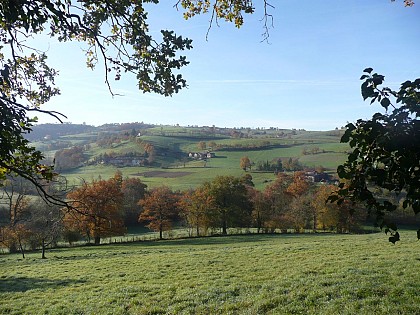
[1,232,419,314]
[32,124,349,191]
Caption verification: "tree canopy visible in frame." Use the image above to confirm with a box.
[331,69,420,242]
[1,0,193,194]
[139,186,180,239]
[66,176,125,244]
[0,0,275,196]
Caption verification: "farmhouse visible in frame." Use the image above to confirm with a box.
[188,151,216,160]
[305,171,331,183]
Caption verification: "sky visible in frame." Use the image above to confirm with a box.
[36,0,420,130]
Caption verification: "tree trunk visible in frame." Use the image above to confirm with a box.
[159,229,163,239]
[41,239,46,259]
[94,236,101,245]
[222,220,227,235]
[18,241,25,259]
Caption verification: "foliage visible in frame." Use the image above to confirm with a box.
[314,185,365,233]
[197,141,207,150]
[25,200,63,259]
[248,188,272,233]
[261,175,292,231]
[391,0,415,7]
[54,146,86,171]
[0,177,65,257]
[240,173,254,187]
[239,155,252,171]
[0,178,32,256]
[0,51,59,190]
[178,187,215,236]
[66,175,125,244]
[282,157,303,171]
[139,186,180,239]
[204,175,252,234]
[0,0,192,196]
[288,193,314,232]
[178,0,274,40]
[332,69,420,242]
[121,177,147,226]
[286,171,310,198]
[256,158,283,173]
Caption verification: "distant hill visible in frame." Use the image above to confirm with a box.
[28,123,348,190]
[26,123,98,141]
[26,122,155,142]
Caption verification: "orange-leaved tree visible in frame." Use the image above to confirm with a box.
[179,187,215,236]
[66,176,125,245]
[139,186,180,239]
[0,178,31,257]
[240,156,252,172]
[263,174,293,232]
[285,171,313,232]
[314,184,365,233]
[249,188,272,233]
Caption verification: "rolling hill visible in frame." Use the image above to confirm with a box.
[30,123,349,190]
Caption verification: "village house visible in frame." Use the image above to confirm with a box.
[305,171,331,183]
[188,151,216,160]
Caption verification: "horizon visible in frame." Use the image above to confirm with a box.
[35,1,419,131]
[33,120,344,132]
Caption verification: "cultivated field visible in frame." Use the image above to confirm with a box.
[1,232,419,314]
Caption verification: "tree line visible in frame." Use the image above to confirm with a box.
[4,158,420,258]
[0,169,368,258]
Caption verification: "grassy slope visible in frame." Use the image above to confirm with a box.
[0,233,419,314]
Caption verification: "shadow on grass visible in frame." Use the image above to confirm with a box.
[0,276,87,293]
[117,233,299,248]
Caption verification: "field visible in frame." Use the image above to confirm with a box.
[1,232,419,314]
[33,125,349,191]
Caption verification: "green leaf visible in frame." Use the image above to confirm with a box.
[372,75,385,86]
[381,98,391,109]
[337,165,347,179]
[363,67,373,74]
[361,81,375,100]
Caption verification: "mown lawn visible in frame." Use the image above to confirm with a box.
[1,232,419,314]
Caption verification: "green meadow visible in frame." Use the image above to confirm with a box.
[47,125,349,190]
[1,232,419,314]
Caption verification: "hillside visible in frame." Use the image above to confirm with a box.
[31,123,348,190]
[1,233,419,314]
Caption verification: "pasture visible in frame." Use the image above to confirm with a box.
[58,131,348,190]
[1,232,419,314]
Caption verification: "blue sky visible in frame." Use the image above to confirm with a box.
[37,0,420,130]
